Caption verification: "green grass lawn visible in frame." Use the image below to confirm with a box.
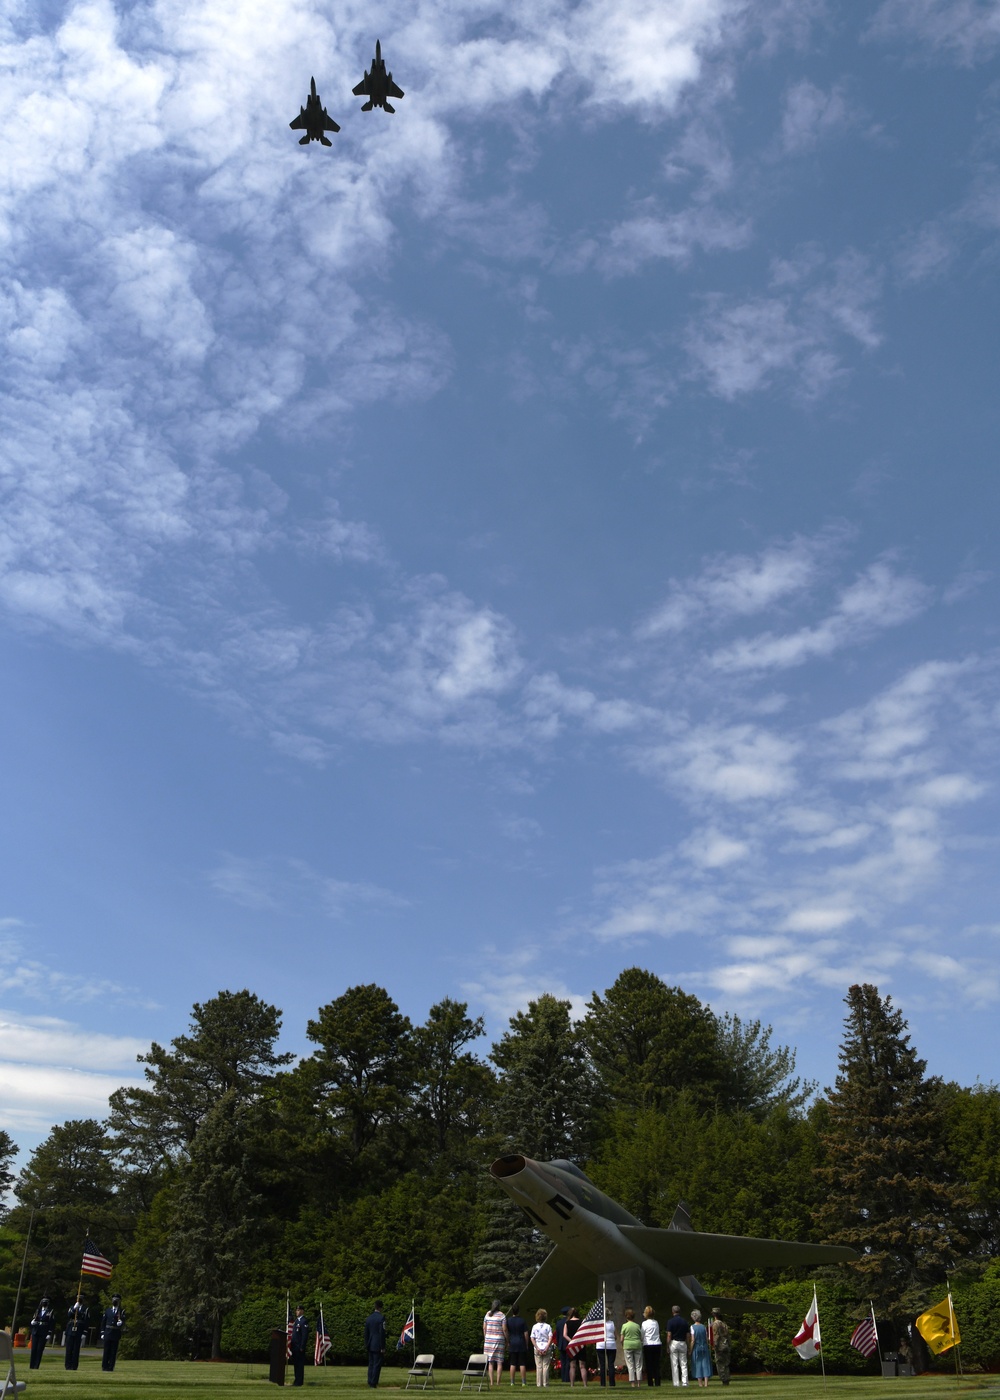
[9,1356,999,1400]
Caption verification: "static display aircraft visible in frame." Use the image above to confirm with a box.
[290,78,341,146]
[491,1154,856,1316]
[353,40,404,112]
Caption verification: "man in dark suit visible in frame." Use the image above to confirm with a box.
[290,1305,309,1387]
[101,1294,126,1371]
[29,1297,54,1369]
[65,1300,89,1370]
[364,1301,387,1388]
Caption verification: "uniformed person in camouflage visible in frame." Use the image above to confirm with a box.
[710,1310,731,1386]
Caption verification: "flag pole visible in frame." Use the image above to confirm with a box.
[869,1301,880,1374]
[815,1289,826,1387]
[948,1290,961,1378]
[10,1205,36,1339]
[411,1297,416,1367]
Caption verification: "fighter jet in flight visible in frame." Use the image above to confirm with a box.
[491,1154,856,1317]
[290,78,340,146]
[353,40,404,112]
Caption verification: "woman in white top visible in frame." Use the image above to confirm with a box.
[531,1310,555,1388]
[640,1308,662,1387]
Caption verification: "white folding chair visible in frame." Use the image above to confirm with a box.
[405,1353,435,1389]
[460,1352,488,1392]
[0,1333,27,1399]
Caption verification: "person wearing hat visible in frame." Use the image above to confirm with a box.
[290,1304,310,1387]
[29,1296,54,1369]
[708,1311,730,1387]
[65,1299,89,1370]
[101,1294,126,1371]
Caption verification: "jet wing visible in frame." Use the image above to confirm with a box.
[324,114,341,132]
[515,1245,596,1317]
[619,1224,857,1274]
[353,75,372,95]
[387,79,404,98]
[289,112,307,129]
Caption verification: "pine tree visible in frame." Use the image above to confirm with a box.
[471,1183,548,1304]
[814,984,971,1316]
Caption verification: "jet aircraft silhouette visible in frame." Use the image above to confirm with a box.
[353,40,404,112]
[290,78,340,146]
[491,1154,856,1316]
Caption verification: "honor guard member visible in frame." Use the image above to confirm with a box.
[65,1299,89,1370]
[709,1310,731,1387]
[29,1296,55,1369]
[290,1305,309,1387]
[364,1301,387,1388]
[101,1294,126,1371]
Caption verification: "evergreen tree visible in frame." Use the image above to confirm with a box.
[305,983,415,1166]
[813,984,971,1315]
[412,998,495,1164]
[942,1081,1000,1258]
[0,1129,17,1215]
[581,968,727,1114]
[7,1118,120,1309]
[715,1013,812,1117]
[108,989,293,1170]
[152,1091,264,1359]
[471,1185,548,1304]
[491,994,592,1160]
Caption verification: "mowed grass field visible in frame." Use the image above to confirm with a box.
[9,1355,1000,1400]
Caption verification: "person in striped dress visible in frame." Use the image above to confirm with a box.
[485,1300,509,1387]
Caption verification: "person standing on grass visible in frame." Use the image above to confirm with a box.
[485,1299,509,1387]
[709,1311,730,1387]
[621,1310,643,1388]
[290,1304,309,1388]
[532,1309,555,1387]
[101,1294,126,1372]
[664,1307,688,1389]
[364,1300,387,1388]
[509,1305,531,1385]
[29,1297,54,1370]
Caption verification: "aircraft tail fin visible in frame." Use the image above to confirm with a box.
[669,1201,695,1232]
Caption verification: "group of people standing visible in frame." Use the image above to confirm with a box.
[26,1294,126,1372]
[619,1307,730,1389]
[483,1303,731,1390]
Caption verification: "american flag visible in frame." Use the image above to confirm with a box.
[286,1300,294,1361]
[81,1240,113,1279]
[567,1297,605,1356]
[397,1307,415,1349]
[850,1315,878,1358]
[315,1310,331,1367]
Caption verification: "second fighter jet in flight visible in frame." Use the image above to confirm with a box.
[290,78,340,145]
[353,40,404,112]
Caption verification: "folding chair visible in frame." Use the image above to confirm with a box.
[405,1353,435,1389]
[0,1332,27,1399]
[460,1353,488,1392]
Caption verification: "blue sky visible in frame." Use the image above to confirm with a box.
[2,0,1000,1164]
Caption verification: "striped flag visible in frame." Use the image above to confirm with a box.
[567,1297,605,1356]
[397,1307,415,1350]
[81,1240,113,1279]
[286,1298,293,1361]
[850,1315,878,1358]
[315,1309,331,1367]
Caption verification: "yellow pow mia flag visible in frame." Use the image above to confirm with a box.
[916,1295,961,1355]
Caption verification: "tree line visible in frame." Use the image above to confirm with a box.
[1,974,997,1369]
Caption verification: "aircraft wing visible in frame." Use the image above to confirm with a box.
[324,115,341,132]
[387,79,404,99]
[353,76,371,96]
[620,1224,857,1274]
[289,112,307,129]
[515,1245,596,1317]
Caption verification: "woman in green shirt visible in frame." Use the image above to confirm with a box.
[620,1310,643,1388]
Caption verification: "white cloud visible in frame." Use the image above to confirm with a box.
[208,854,408,918]
[637,533,835,638]
[709,562,931,672]
[653,723,800,802]
[686,250,882,399]
[780,80,854,154]
[868,0,1000,64]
